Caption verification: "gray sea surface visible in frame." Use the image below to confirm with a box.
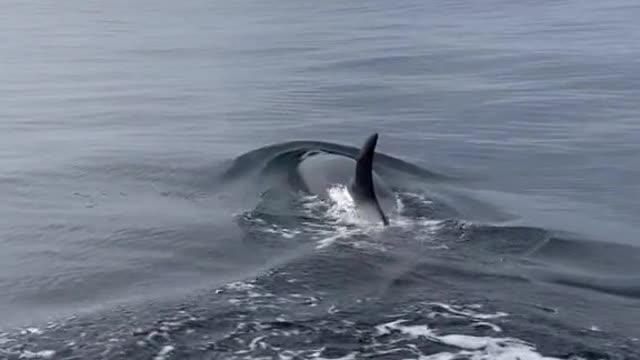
[1,1,639,359]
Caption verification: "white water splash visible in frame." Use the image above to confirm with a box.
[325,185,366,226]
[427,302,509,320]
[300,186,451,250]
[15,350,55,359]
[20,328,43,336]
[244,187,449,252]
[153,345,174,360]
[377,319,561,360]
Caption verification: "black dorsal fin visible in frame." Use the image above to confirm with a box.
[352,133,389,225]
[354,133,378,198]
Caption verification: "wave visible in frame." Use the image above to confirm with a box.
[220,140,453,185]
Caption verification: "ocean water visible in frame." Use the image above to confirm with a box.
[1,0,639,359]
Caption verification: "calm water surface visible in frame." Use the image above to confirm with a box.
[1,1,639,359]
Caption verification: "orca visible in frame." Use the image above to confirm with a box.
[296,133,395,225]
